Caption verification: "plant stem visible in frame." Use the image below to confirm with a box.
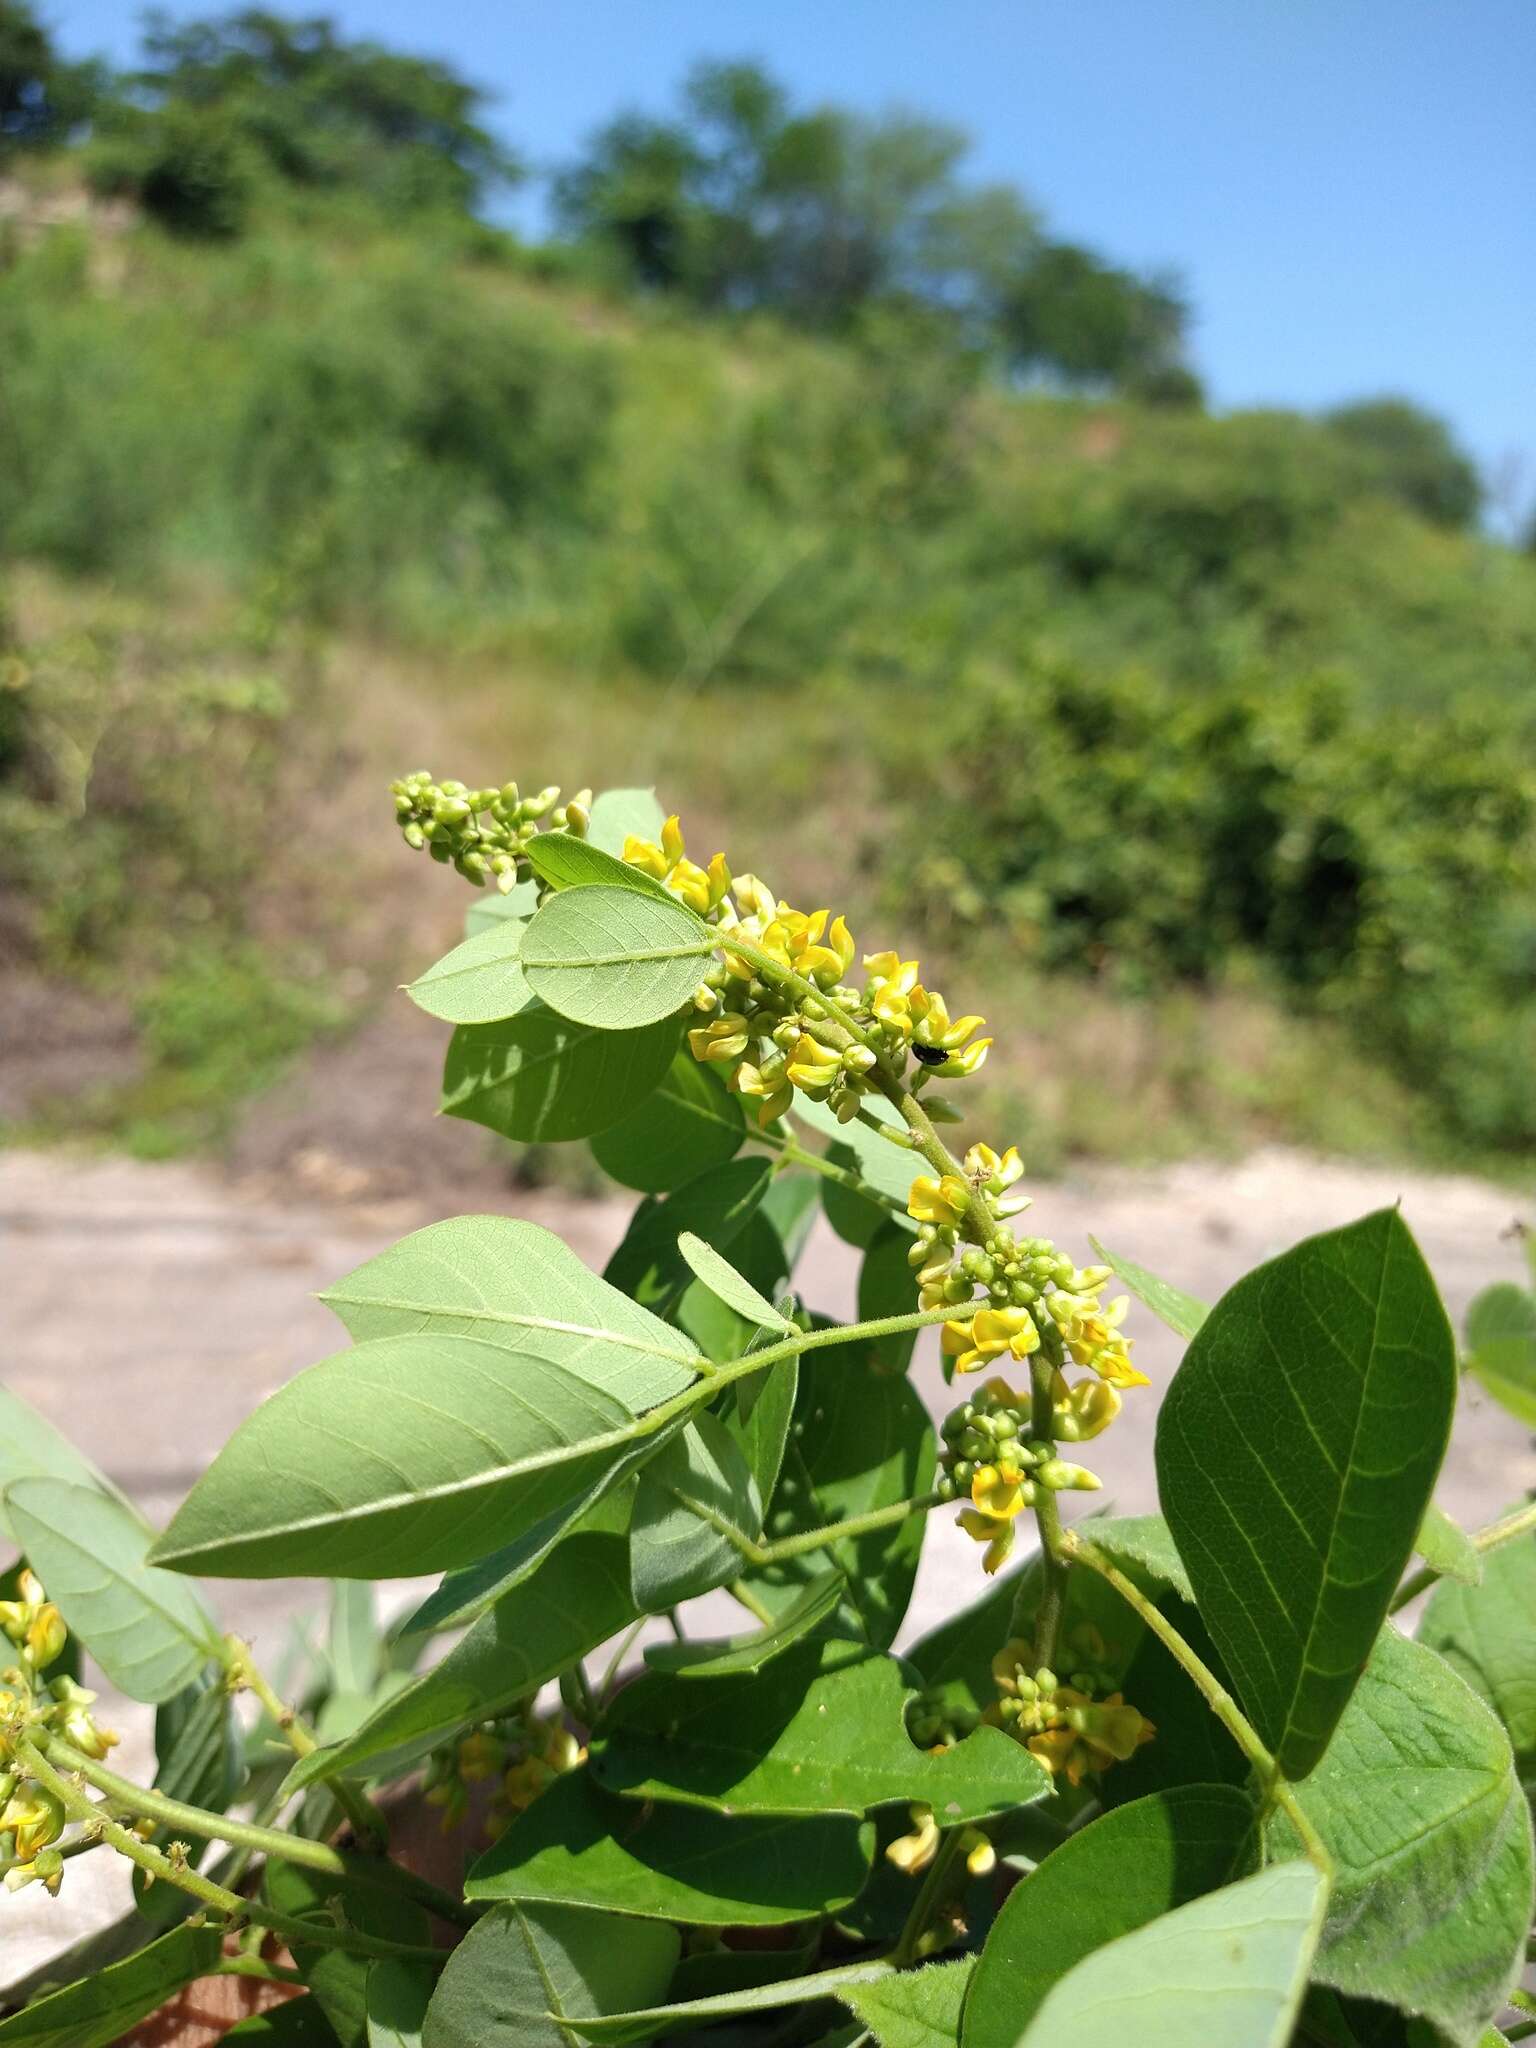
[1388,1497,1536,1613]
[746,1123,908,1219]
[214,1956,307,1985]
[891,1829,969,1969]
[14,1739,442,1964]
[1017,1354,1071,1668]
[697,1490,946,1568]
[597,1620,647,1708]
[224,1636,385,1851]
[40,1735,474,1929]
[714,935,885,1063]
[1063,1534,1333,1878]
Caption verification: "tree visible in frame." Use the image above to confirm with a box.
[0,0,98,157]
[120,9,519,212]
[997,241,1188,390]
[1325,396,1483,530]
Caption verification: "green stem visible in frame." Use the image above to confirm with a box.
[891,1828,969,1969]
[14,1740,442,1964]
[224,1636,385,1851]
[597,1620,647,1708]
[214,1956,307,1986]
[1064,1535,1333,1878]
[714,934,885,1062]
[1017,1353,1071,1668]
[697,1489,946,1568]
[1389,1497,1536,1613]
[40,1735,475,1929]
[747,1123,908,1219]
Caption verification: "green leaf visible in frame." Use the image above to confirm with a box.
[644,1570,847,1678]
[1155,1209,1457,1778]
[366,1960,434,2048]
[723,1348,798,1509]
[569,1960,896,2048]
[750,1336,935,1649]
[1102,1593,1250,1807]
[1089,1235,1208,1340]
[1414,1502,1482,1588]
[678,1232,796,1333]
[321,1215,700,1387]
[467,1766,874,1924]
[590,1053,746,1193]
[285,1533,636,1793]
[524,833,674,901]
[839,1958,974,2048]
[820,1141,895,1249]
[0,1923,224,2047]
[962,1785,1258,2048]
[668,1942,818,2004]
[522,885,712,1030]
[629,1414,763,1611]
[1081,1512,1193,1600]
[464,877,539,937]
[592,1638,1051,1822]
[1420,1515,1536,1784]
[587,788,664,857]
[405,918,532,1026]
[858,1225,921,1375]
[268,1861,426,2048]
[1268,1626,1534,2043]
[421,1903,678,2048]
[442,1004,680,1144]
[5,1479,221,1702]
[604,1157,772,1310]
[1015,1860,1327,2048]
[0,1386,136,1544]
[1464,1282,1536,1427]
[151,1331,690,1579]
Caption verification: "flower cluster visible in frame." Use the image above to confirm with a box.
[886,1801,996,1881]
[1,1571,119,1895]
[423,1707,584,1837]
[985,1636,1154,1787]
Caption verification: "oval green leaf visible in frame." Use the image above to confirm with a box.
[1464,1281,1536,1427]
[0,1923,224,2048]
[524,834,674,901]
[405,919,532,1026]
[1420,1507,1536,1778]
[1015,1860,1327,2048]
[442,1004,680,1143]
[678,1232,795,1334]
[5,1479,222,1703]
[629,1412,764,1611]
[590,1053,746,1193]
[521,885,712,1029]
[1155,1208,1457,1779]
[963,1784,1257,2048]
[422,1903,678,2048]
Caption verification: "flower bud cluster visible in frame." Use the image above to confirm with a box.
[390,772,592,888]
[935,1375,1109,1575]
[423,1706,584,1838]
[984,1637,1155,1787]
[0,1571,118,1894]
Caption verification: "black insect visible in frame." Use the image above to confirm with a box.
[911,1044,949,1066]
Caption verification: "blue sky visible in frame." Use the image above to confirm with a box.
[55,1,1535,521]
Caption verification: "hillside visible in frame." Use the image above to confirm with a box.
[2,179,1534,1174]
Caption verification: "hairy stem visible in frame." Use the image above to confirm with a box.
[1017,1354,1072,1667]
[40,1735,474,1928]
[224,1636,385,1851]
[14,1740,443,1963]
[1389,1497,1536,1613]
[688,1489,946,1568]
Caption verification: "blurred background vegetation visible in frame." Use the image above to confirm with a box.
[1,6,1532,1173]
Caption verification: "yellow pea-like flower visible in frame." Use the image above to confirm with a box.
[688,1014,750,1064]
[785,1033,841,1093]
[907,1174,970,1228]
[970,1460,1030,1520]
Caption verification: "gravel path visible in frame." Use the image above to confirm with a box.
[3,1143,1532,1979]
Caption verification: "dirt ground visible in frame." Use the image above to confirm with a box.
[3,1136,1533,1983]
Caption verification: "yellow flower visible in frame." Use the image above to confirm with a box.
[947,1304,1040,1375]
[970,1460,1031,1520]
[1051,1372,1121,1442]
[963,1142,1024,1191]
[907,1174,970,1228]
[864,951,919,998]
[885,1802,939,1875]
[3,1786,65,1861]
[911,987,987,1053]
[785,1033,841,1094]
[688,1013,750,1064]
[1046,1290,1147,1387]
[622,832,669,879]
[625,819,732,915]
[666,858,715,914]
[929,1036,993,1079]
[957,1507,1016,1575]
[733,1059,792,1126]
